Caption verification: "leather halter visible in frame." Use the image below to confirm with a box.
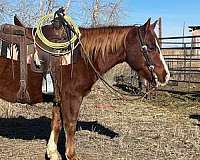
[137,27,158,86]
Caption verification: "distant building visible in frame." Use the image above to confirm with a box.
[188,26,200,55]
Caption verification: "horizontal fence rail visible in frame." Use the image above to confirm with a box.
[160,34,200,93]
[164,57,200,61]
[160,35,200,40]
[162,41,200,45]
[162,46,200,50]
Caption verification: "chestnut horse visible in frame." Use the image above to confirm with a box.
[9,18,169,160]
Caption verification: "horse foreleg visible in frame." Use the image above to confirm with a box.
[62,95,82,160]
[47,106,62,160]
[65,121,78,160]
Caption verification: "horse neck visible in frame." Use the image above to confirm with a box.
[80,27,130,75]
[94,47,126,75]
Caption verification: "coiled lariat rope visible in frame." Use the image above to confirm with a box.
[32,13,81,56]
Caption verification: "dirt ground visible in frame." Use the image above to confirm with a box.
[0,82,200,160]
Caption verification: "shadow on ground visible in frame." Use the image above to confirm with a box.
[77,121,119,139]
[159,89,200,101]
[189,114,200,127]
[0,116,119,140]
[0,116,51,140]
[0,116,119,159]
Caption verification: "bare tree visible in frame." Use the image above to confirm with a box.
[0,0,124,27]
[0,1,7,22]
[106,0,122,25]
[46,0,56,14]
[92,0,100,26]
[65,0,72,13]
[0,0,13,24]
[40,0,46,17]
[76,0,124,27]
[13,0,61,26]
[13,0,40,26]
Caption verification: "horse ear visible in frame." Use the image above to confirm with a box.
[143,18,151,31]
[151,20,158,30]
[14,15,26,27]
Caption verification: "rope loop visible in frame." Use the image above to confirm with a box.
[33,13,81,55]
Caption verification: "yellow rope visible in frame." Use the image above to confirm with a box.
[35,13,81,49]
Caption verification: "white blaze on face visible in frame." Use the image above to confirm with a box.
[155,38,170,86]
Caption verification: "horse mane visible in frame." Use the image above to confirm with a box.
[79,26,135,61]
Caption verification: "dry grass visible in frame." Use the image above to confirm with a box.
[0,82,200,160]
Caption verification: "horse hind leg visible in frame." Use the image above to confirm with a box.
[47,106,62,160]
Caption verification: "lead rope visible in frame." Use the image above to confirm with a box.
[79,40,152,101]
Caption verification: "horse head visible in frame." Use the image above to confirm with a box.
[125,19,170,87]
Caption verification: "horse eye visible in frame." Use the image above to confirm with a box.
[147,44,155,51]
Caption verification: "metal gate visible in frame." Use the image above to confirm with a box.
[161,35,200,93]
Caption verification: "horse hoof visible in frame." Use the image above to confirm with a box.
[47,152,60,160]
[46,148,60,160]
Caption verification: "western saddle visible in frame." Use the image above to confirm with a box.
[0,24,32,103]
[0,8,79,104]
